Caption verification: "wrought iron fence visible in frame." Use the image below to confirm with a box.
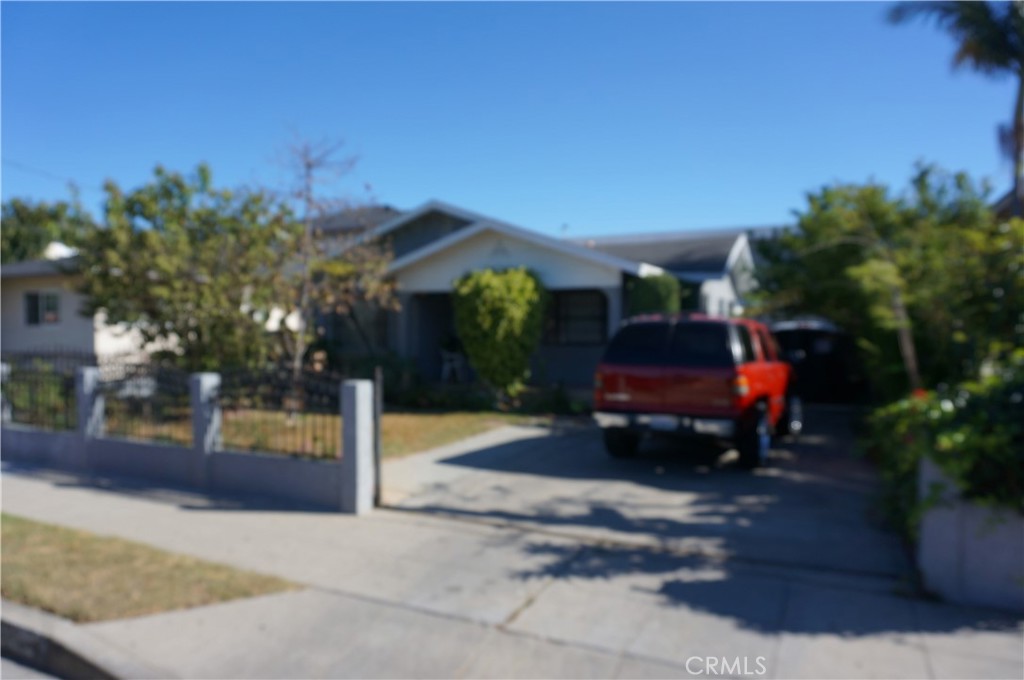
[218,367,343,458]
[0,360,76,431]
[99,362,192,446]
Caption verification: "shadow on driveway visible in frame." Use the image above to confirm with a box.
[390,406,1022,637]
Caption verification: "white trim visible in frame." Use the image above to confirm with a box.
[674,270,722,283]
[387,219,664,278]
[723,233,750,274]
[371,200,494,239]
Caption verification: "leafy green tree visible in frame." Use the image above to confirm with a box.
[890,1,1024,215]
[626,273,682,316]
[76,165,301,371]
[452,267,547,401]
[753,165,1023,401]
[1,196,95,263]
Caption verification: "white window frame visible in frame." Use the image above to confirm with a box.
[25,291,61,326]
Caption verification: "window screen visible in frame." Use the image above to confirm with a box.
[25,292,60,326]
[669,323,735,368]
[602,323,670,365]
[25,293,41,325]
[544,291,607,345]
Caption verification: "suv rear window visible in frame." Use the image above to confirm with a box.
[602,322,670,365]
[669,322,735,368]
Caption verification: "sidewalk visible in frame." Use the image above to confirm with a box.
[2,454,1022,679]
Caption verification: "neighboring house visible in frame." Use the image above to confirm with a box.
[1,201,762,389]
[0,256,152,362]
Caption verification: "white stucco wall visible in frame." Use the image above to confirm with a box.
[700,276,740,317]
[1,275,96,354]
[394,229,623,293]
[2,274,168,360]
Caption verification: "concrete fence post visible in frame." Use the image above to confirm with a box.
[76,367,104,440]
[75,367,103,470]
[341,379,375,514]
[190,372,221,488]
[1,362,11,423]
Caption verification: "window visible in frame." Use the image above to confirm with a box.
[544,291,607,345]
[669,322,734,368]
[25,292,60,326]
[735,325,756,363]
[602,322,670,365]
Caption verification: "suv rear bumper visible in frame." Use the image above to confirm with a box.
[593,411,736,438]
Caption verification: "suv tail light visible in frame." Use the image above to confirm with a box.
[732,375,750,397]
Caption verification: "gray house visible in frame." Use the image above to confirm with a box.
[349,200,760,389]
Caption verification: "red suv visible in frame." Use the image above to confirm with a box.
[593,314,802,468]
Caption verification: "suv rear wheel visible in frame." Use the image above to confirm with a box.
[738,407,770,469]
[603,428,640,458]
[776,393,803,439]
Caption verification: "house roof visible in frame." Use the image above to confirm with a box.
[0,257,78,279]
[371,200,492,239]
[387,216,666,279]
[992,189,1019,219]
[573,228,756,277]
[313,204,404,236]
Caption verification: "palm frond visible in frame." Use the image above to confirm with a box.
[889,1,1020,73]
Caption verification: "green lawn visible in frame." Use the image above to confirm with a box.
[0,514,295,622]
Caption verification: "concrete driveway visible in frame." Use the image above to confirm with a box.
[385,406,912,582]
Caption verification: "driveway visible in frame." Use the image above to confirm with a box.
[385,406,912,582]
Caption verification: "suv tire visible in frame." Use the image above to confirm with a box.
[738,407,770,469]
[603,428,640,458]
[777,393,803,439]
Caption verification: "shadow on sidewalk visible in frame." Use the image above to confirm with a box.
[1,461,337,514]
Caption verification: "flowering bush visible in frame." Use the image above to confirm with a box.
[866,350,1024,538]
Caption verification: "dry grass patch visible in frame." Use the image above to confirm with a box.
[382,411,546,458]
[93,409,553,460]
[1,514,295,623]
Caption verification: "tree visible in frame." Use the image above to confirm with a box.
[890,1,1024,216]
[752,165,1023,401]
[452,267,547,402]
[76,164,301,371]
[1,195,95,263]
[626,273,682,316]
[274,137,399,370]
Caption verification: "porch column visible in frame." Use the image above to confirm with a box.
[393,293,415,357]
[601,286,622,340]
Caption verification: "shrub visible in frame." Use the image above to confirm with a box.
[626,274,681,316]
[452,267,547,401]
[866,350,1024,538]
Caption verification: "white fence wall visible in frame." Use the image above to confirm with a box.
[1,366,376,514]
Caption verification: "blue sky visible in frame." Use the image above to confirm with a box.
[1,2,1015,238]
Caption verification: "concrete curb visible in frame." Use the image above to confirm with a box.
[1,600,175,679]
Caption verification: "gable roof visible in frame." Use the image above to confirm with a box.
[314,204,404,236]
[574,228,755,277]
[1,257,79,279]
[371,199,492,239]
[387,216,666,279]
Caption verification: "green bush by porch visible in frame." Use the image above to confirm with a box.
[626,273,682,316]
[452,267,548,401]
